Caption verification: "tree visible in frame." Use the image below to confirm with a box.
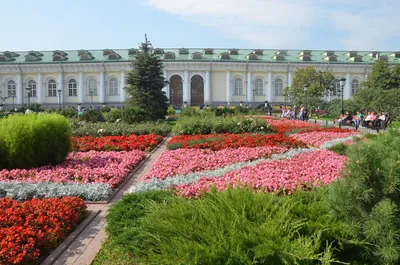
[352,60,400,118]
[125,35,168,120]
[287,66,335,111]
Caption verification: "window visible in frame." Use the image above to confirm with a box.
[88,78,98,96]
[274,78,283,96]
[352,79,359,94]
[7,80,16,97]
[254,78,263,96]
[48,80,57,97]
[68,79,77,96]
[109,78,118,95]
[332,80,340,96]
[27,80,37,97]
[234,78,243,95]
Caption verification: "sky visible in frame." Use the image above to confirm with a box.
[1,0,400,52]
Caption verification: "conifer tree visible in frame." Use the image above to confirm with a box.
[125,35,168,120]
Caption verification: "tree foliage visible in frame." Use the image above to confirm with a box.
[352,60,400,118]
[125,35,168,120]
[285,66,334,110]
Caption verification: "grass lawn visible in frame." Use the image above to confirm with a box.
[390,121,400,128]
[310,114,335,121]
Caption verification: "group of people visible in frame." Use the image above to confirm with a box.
[280,105,309,121]
[337,111,388,130]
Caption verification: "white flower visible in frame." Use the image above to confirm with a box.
[97,129,105,134]
[260,126,264,130]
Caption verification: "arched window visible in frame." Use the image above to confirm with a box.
[332,79,340,96]
[68,79,77,96]
[254,78,263,96]
[48,80,57,97]
[352,79,359,94]
[7,80,16,97]
[88,78,98,96]
[274,78,283,96]
[28,80,37,97]
[109,78,118,95]
[234,78,243,95]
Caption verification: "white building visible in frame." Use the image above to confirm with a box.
[0,48,398,108]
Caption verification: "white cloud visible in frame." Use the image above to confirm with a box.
[145,0,320,49]
[145,0,400,50]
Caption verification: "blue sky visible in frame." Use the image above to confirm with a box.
[2,0,400,51]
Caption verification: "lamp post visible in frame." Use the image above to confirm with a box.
[303,84,308,110]
[89,89,94,108]
[171,89,174,108]
[11,91,15,111]
[339,77,346,115]
[252,89,256,106]
[57,89,62,110]
[25,87,32,109]
[184,101,187,108]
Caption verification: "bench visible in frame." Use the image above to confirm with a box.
[362,117,391,132]
[333,116,357,126]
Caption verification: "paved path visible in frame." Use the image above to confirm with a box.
[50,137,169,265]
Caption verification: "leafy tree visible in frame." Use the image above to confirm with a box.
[286,66,335,112]
[125,35,168,120]
[352,60,400,118]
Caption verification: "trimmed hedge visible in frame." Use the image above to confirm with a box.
[0,113,71,170]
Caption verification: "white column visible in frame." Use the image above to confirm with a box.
[205,71,211,105]
[226,71,231,103]
[37,73,43,104]
[58,72,64,105]
[183,70,189,105]
[345,73,351,100]
[17,72,23,105]
[288,71,292,87]
[267,72,273,102]
[120,71,125,103]
[163,70,169,100]
[79,72,84,104]
[99,71,105,104]
[247,72,252,103]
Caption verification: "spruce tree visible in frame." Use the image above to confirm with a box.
[125,35,168,120]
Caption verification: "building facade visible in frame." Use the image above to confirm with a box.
[0,48,398,109]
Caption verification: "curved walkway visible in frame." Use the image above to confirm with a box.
[47,137,170,265]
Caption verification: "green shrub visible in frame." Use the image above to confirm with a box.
[71,121,171,136]
[58,108,77,119]
[327,129,400,264]
[121,106,151,124]
[215,107,234,116]
[173,115,272,135]
[81,109,105,123]
[167,107,176,115]
[104,188,349,264]
[0,113,71,169]
[327,143,349,156]
[180,107,199,117]
[101,106,111,112]
[103,109,122,122]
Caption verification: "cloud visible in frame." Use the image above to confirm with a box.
[144,0,320,49]
[145,0,400,50]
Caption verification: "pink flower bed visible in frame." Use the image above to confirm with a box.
[142,146,288,181]
[174,150,346,198]
[0,151,145,188]
[289,131,359,147]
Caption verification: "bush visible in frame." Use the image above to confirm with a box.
[180,107,199,117]
[167,107,176,115]
[327,143,349,156]
[104,188,349,264]
[327,129,400,264]
[58,108,77,118]
[121,106,151,124]
[101,106,111,112]
[173,115,272,135]
[103,109,122,122]
[71,121,171,136]
[81,109,105,123]
[0,113,71,170]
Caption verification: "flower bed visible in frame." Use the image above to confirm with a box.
[174,150,346,198]
[290,131,359,147]
[0,197,86,265]
[143,146,288,181]
[71,134,163,152]
[167,133,306,150]
[0,151,145,189]
[268,119,320,133]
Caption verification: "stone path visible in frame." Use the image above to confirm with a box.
[47,137,169,265]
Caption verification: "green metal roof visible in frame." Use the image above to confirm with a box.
[1,48,400,64]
